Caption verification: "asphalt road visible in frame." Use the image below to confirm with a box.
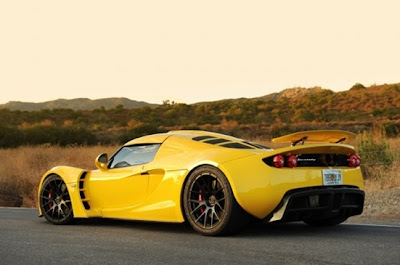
[1,208,399,265]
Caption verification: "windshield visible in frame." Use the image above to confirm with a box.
[108,144,161,168]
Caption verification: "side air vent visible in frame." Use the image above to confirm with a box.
[193,135,215,141]
[221,142,253,149]
[79,172,91,210]
[82,202,90,210]
[243,141,271,150]
[192,135,256,149]
[204,138,230,144]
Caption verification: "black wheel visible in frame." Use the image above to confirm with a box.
[39,174,74,225]
[183,166,247,236]
[303,216,348,226]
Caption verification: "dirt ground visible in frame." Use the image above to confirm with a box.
[348,187,400,225]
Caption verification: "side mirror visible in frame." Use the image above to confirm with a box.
[95,153,108,171]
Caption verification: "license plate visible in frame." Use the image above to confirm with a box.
[322,169,343,185]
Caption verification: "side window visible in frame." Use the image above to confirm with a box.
[109,144,161,169]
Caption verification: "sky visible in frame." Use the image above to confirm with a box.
[1,1,399,105]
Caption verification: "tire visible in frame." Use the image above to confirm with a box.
[303,216,348,226]
[182,165,247,236]
[39,174,74,225]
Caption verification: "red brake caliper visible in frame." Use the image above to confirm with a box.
[199,185,205,213]
[48,189,53,208]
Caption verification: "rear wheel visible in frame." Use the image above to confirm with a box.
[183,166,247,236]
[39,174,74,225]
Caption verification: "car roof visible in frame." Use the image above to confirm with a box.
[168,130,246,141]
[124,130,270,150]
[124,133,171,146]
[124,130,243,145]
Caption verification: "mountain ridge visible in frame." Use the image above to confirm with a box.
[2,87,330,111]
[1,83,399,111]
[0,82,399,147]
[0,97,158,111]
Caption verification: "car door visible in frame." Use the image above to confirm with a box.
[87,144,161,210]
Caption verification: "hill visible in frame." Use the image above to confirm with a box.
[0,97,158,111]
[259,83,400,121]
[261,86,329,100]
[0,83,399,147]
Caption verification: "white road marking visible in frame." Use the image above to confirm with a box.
[345,223,400,228]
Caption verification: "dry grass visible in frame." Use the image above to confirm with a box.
[0,145,117,207]
[362,137,400,190]
[0,136,399,208]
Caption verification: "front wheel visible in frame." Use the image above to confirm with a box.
[182,166,247,236]
[39,174,74,225]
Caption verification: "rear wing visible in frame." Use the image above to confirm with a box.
[272,130,356,146]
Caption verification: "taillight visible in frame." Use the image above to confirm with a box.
[348,155,361,167]
[273,154,285,168]
[287,155,298,168]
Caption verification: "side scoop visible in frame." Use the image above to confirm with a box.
[272,130,356,145]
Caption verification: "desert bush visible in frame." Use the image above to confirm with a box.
[1,133,399,208]
[350,83,366,90]
[0,125,24,147]
[357,131,394,180]
[382,122,400,137]
[0,145,117,207]
[24,126,97,146]
[119,124,162,143]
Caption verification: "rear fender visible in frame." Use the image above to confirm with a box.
[219,144,362,219]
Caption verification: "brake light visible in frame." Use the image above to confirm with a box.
[348,155,361,167]
[273,154,285,168]
[287,155,298,168]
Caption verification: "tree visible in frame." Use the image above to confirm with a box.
[350,83,366,90]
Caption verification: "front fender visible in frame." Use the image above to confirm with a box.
[37,166,88,217]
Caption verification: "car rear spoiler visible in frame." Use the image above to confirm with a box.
[272,130,356,146]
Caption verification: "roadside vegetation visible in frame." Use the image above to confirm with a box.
[0,83,399,220]
[0,83,399,147]
[0,132,398,208]
[358,133,399,190]
[0,145,118,207]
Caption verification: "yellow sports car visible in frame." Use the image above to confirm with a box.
[38,130,364,236]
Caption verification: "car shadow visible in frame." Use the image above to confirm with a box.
[72,218,355,237]
[237,221,349,237]
[74,218,195,234]
[36,215,372,238]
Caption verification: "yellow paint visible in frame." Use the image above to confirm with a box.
[272,130,356,144]
[38,130,365,222]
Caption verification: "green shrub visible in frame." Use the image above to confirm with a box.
[24,126,97,146]
[350,83,366,90]
[0,125,24,148]
[357,131,394,179]
[119,124,162,144]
